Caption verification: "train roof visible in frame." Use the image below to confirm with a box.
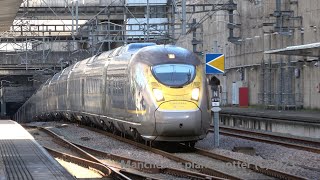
[131,44,200,66]
[125,43,156,52]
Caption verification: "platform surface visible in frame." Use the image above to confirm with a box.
[0,120,75,180]
[221,107,320,123]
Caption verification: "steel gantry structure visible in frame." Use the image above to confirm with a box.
[9,0,238,54]
[0,0,238,117]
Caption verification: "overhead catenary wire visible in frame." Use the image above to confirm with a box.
[174,0,231,44]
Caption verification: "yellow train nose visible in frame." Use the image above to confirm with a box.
[154,101,202,137]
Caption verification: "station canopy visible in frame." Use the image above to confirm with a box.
[0,0,23,32]
[264,42,320,57]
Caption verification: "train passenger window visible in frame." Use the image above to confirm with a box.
[96,52,110,61]
[109,47,122,57]
[87,53,101,64]
[151,64,195,87]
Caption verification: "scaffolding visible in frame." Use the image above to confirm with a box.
[259,0,302,110]
[0,0,240,80]
[0,0,243,115]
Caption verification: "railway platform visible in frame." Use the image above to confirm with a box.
[0,120,75,180]
[219,107,320,138]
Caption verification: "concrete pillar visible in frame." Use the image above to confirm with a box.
[0,87,5,116]
[255,121,259,129]
[260,121,266,130]
[1,102,6,117]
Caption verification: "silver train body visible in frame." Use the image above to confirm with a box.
[14,43,211,142]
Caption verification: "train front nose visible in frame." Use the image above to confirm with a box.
[154,101,202,138]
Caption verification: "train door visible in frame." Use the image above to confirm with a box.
[105,74,111,115]
[111,75,126,110]
[81,78,85,111]
[107,63,127,117]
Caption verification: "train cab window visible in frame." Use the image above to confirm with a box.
[151,64,195,87]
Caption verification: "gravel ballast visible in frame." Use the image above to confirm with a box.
[28,122,189,179]
[27,121,319,179]
[197,133,320,179]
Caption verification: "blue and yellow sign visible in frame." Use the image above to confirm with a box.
[205,53,225,74]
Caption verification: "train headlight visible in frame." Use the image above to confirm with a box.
[191,88,200,100]
[153,89,164,101]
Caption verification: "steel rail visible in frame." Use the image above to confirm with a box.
[209,126,320,154]
[25,124,220,180]
[73,142,220,180]
[23,125,135,180]
[43,146,110,177]
[24,123,306,179]
[189,146,306,180]
[45,146,160,180]
[77,125,261,180]
[79,125,306,180]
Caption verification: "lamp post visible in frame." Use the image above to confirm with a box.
[0,80,12,117]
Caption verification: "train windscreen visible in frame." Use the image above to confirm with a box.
[151,64,195,87]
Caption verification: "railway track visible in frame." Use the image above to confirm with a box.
[24,124,222,180]
[43,147,112,178]
[24,125,159,180]
[75,124,306,180]
[72,142,224,179]
[46,147,162,180]
[210,126,320,154]
[182,145,305,180]
[80,125,253,180]
[24,122,307,179]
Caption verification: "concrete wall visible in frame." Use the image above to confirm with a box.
[3,86,35,103]
[303,65,320,109]
[34,41,79,52]
[176,0,320,109]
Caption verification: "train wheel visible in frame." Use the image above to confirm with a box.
[110,123,119,135]
[109,123,115,133]
[133,129,143,142]
[185,141,196,148]
[189,141,196,148]
[102,124,109,131]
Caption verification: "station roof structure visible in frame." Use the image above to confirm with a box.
[0,0,23,32]
[264,42,320,57]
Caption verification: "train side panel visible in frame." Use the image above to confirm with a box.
[14,43,210,143]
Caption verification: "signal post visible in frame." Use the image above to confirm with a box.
[205,53,225,147]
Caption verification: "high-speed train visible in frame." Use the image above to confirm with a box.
[14,43,211,145]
